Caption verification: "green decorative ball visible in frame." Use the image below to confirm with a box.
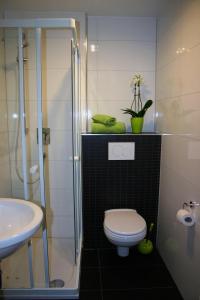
[137,239,153,255]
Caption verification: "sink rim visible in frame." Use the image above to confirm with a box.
[0,198,43,248]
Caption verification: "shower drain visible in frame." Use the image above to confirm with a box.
[50,279,65,288]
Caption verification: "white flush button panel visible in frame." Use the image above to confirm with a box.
[108,142,135,160]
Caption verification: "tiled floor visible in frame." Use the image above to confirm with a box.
[80,248,183,300]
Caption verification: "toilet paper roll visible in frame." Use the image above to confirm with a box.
[176,209,195,227]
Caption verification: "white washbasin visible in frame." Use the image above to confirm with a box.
[0,198,43,260]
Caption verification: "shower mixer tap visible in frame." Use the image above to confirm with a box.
[37,128,50,145]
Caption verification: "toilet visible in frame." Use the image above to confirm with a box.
[103,209,147,257]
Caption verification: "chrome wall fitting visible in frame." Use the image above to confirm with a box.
[183,201,200,209]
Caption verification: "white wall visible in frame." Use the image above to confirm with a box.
[87,16,156,132]
[156,1,200,299]
[0,29,12,197]
[0,0,169,17]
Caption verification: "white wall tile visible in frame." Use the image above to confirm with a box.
[180,44,200,96]
[7,100,19,131]
[8,129,39,162]
[10,160,41,191]
[24,69,37,101]
[88,41,98,70]
[44,69,72,101]
[47,215,74,238]
[87,16,156,132]
[0,162,12,197]
[0,101,8,132]
[48,130,73,161]
[5,70,18,101]
[44,101,72,130]
[46,188,74,216]
[156,1,200,299]
[89,70,155,101]
[43,38,71,70]
[96,16,156,42]
[44,29,72,39]
[48,160,73,189]
[5,37,18,67]
[88,17,97,41]
[156,93,200,135]
[11,188,24,199]
[160,135,200,191]
[0,133,11,164]
[95,40,155,71]
[87,70,98,101]
[180,0,200,50]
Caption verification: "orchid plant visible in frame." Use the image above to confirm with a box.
[122,74,153,118]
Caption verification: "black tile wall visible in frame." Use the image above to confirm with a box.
[82,134,161,249]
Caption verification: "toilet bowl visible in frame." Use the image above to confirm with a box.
[103,209,147,257]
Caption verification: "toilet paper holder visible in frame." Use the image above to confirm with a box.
[183,201,200,209]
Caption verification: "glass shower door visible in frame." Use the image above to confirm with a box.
[0,20,82,295]
[0,27,49,289]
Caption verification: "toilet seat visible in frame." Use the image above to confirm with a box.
[104,209,146,236]
[104,226,146,241]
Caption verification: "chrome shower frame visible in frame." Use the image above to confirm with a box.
[0,18,82,299]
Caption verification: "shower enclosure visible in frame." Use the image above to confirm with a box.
[0,18,82,299]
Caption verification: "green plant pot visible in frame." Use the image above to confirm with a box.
[131,117,144,134]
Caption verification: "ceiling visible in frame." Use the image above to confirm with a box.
[0,0,169,17]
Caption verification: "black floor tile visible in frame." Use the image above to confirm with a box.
[80,268,101,290]
[79,290,102,300]
[99,248,165,269]
[103,287,183,300]
[81,249,99,268]
[101,265,175,290]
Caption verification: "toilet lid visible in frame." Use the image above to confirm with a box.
[104,209,146,235]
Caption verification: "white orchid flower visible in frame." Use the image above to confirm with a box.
[130,74,144,87]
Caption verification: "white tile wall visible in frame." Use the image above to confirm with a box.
[88,16,156,42]
[87,16,156,132]
[156,1,200,299]
[42,30,75,238]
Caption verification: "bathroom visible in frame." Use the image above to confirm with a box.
[0,0,199,299]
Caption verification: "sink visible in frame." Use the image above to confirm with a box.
[0,198,43,260]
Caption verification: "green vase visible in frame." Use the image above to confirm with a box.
[131,117,144,134]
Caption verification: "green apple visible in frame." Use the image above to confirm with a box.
[137,239,153,254]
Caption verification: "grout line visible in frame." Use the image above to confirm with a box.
[102,286,177,291]
[88,39,156,43]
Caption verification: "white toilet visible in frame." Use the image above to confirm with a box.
[103,209,147,257]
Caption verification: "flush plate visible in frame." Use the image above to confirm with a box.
[108,142,135,160]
